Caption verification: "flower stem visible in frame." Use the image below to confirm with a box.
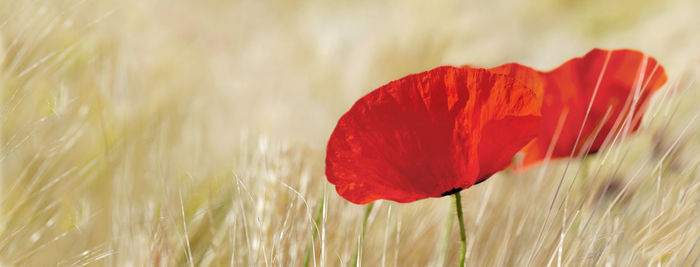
[352,202,374,267]
[454,192,467,267]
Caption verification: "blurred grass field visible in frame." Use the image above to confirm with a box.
[0,0,699,266]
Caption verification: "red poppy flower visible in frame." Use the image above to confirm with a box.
[325,66,541,204]
[489,48,667,168]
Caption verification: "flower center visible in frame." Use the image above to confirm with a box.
[441,187,463,196]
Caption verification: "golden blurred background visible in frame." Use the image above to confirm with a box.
[0,0,699,265]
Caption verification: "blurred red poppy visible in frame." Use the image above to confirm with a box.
[489,48,667,168]
[326,66,541,204]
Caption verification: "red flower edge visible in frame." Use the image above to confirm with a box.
[489,48,668,168]
[325,66,541,204]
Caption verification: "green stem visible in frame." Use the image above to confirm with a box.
[454,192,467,267]
[352,202,374,267]
[303,192,325,267]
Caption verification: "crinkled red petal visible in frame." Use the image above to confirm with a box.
[490,48,667,169]
[326,66,541,204]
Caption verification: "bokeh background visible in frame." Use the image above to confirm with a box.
[0,0,699,265]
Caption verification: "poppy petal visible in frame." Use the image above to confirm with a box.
[490,48,667,168]
[326,66,541,204]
